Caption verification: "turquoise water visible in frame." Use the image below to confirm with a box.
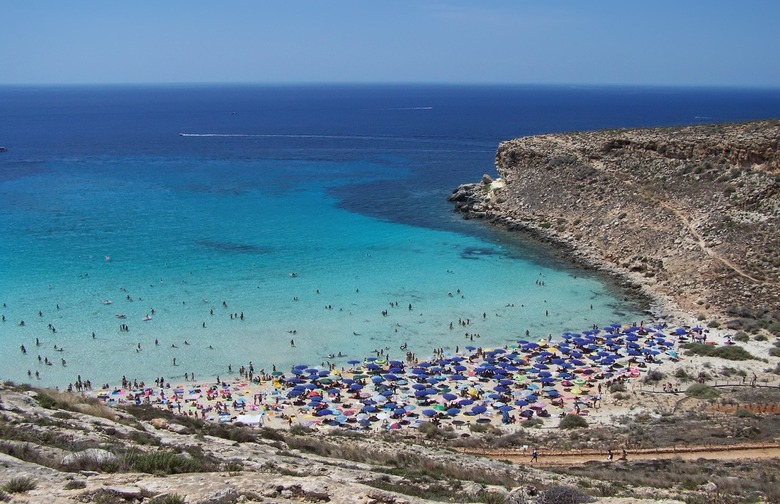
[3,85,778,388]
[1,155,629,387]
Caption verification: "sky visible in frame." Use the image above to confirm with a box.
[2,1,779,87]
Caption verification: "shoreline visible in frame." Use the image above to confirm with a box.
[80,321,748,433]
[450,185,690,327]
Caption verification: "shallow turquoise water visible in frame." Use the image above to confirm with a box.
[0,154,638,388]
[5,84,776,388]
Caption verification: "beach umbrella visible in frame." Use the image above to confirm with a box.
[442,392,458,401]
[446,407,461,416]
[422,409,437,417]
[470,405,487,414]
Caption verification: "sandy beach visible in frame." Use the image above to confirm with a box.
[89,321,774,433]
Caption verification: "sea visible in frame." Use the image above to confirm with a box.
[1,84,779,389]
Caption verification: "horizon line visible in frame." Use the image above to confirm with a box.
[1,81,779,91]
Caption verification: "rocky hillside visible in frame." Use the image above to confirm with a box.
[450,120,780,332]
[2,383,780,503]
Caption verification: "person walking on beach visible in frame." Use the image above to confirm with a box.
[530,448,538,463]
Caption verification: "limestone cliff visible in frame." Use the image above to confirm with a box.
[450,120,780,331]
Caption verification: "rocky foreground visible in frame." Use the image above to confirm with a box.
[2,381,780,504]
[450,120,780,332]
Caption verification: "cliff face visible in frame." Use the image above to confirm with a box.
[450,120,780,330]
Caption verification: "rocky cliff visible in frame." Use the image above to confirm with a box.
[450,120,780,331]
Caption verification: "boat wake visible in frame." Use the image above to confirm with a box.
[179,132,441,142]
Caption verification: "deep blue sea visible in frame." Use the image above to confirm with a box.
[2,84,779,388]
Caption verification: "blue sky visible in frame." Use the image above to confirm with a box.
[2,1,779,87]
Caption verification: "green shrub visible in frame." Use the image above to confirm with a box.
[674,368,691,381]
[708,320,721,329]
[682,343,757,361]
[769,347,780,357]
[685,384,720,400]
[733,332,750,343]
[2,476,37,493]
[521,418,544,428]
[124,450,204,474]
[735,409,755,418]
[643,370,665,383]
[559,415,588,429]
[609,383,626,393]
[0,489,7,502]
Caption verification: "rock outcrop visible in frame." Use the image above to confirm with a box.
[450,120,780,330]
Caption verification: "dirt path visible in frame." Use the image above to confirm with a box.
[550,134,772,287]
[461,443,780,466]
[654,198,771,286]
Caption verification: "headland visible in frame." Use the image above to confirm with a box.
[450,119,780,332]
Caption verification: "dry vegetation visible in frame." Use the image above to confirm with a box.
[1,380,780,503]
